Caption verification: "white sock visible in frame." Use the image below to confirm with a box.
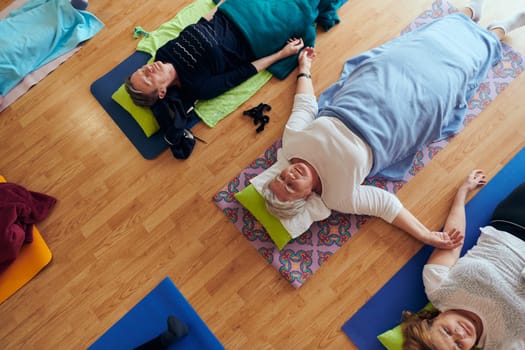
[488,11,525,35]
[466,0,485,22]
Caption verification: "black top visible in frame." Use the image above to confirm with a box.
[155,11,257,101]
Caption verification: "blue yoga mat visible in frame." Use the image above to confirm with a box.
[342,147,525,349]
[90,52,200,160]
[89,277,225,350]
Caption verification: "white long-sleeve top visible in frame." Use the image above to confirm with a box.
[279,93,403,223]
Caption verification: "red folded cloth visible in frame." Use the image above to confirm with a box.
[0,183,57,272]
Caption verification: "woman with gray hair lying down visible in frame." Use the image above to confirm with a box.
[261,2,525,249]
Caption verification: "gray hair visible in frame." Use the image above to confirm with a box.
[124,76,159,107]
[261,178,307,220]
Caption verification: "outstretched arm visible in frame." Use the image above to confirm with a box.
[426,170,487,266]
[281,46,318,133]
[251,38,305,73]
[294,46,316,95]
[391,208,464,250]
[194,38,306,99]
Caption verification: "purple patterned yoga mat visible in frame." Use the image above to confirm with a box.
[212,0,525,288]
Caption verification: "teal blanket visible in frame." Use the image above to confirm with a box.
[0,0,104,96]
[217,0,345,79]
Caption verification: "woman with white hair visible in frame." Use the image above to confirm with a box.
[261,3,525,249]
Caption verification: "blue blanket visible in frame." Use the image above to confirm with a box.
[0,0,104,96]
[318,14,502,180]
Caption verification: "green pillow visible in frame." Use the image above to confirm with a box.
[234,184,292,250]
[111,84,160,137]
[377,324,404,350]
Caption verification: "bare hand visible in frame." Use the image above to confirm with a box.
[426,228,464,249]
[281,37,304,58]
[461,169,487,192]
[298,47,316,72]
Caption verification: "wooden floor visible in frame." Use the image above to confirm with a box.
[1,0,524,349]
